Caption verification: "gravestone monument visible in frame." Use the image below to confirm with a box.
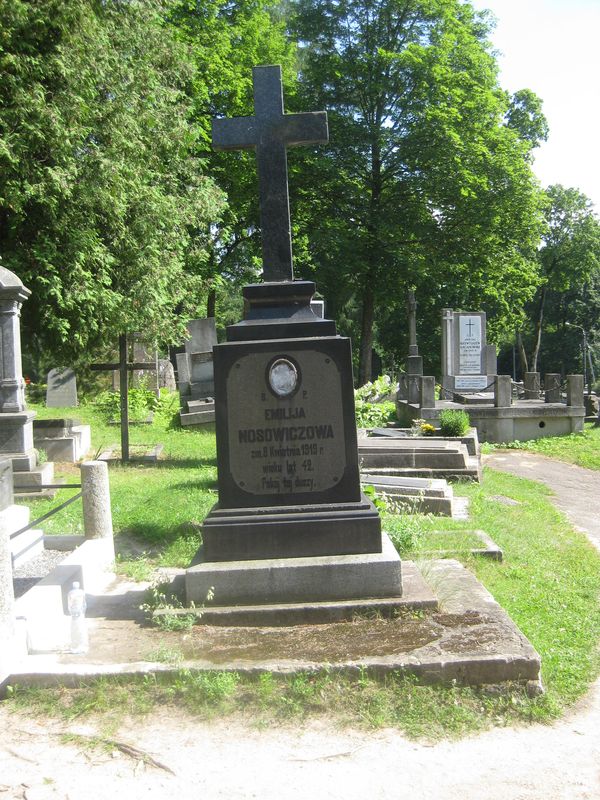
[177,318,218,426]
[441,308,497,398]
[397,290,424,404]
[46,367,78,407]
[186,66,401,608]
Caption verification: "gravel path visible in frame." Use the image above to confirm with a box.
[12,549,70,599]
[1,452,600,799]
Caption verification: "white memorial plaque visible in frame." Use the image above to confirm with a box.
[458,316,482,374]
[455,375,488,391]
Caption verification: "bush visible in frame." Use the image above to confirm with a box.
[355,400,396,428]
[438,409,470,437]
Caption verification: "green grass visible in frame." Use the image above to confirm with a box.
[7,398,600,738]
[403,468,600,710]
[483,421,600,470]
[24,398,217,571]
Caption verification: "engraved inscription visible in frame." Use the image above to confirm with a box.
[227,350,346,495]
[458,316,482,375]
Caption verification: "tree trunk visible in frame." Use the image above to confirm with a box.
[517,330,529,377]
[530,284,547,372]
[206,288,216,319]
[358,280,375,386]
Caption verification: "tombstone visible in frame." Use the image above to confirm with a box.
[186,66,400,609]
[177,318,218,426]
[157,359,176,391]
[0,265,38,475]
[398,291,424,404]
[440,308,497,397]
[132,338,158,391]
[46,367,78,407]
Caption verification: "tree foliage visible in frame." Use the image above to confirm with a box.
[289,0,546,383]
[519,184,600,374]
[0,0,224,367]
[168,0,296,313]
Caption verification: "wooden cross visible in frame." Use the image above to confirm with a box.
[90,334,157,462]
[212,65,328,282]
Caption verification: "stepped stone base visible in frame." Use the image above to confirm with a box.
[358,437,481,481]
[33,419,91,462]
[12,463,54,495]
[361,474,455,516]
[186,532,402,606]
[201,494,381,562]
[180,398,215,427]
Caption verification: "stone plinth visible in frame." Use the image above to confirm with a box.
[187,532,401,605]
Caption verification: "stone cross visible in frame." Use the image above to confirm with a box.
[212,65,328,282]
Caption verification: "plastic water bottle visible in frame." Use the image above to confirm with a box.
[67,581,88,654]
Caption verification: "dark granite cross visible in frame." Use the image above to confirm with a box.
[212,65,328,282]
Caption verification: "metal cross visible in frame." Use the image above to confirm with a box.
[212,65,328,282]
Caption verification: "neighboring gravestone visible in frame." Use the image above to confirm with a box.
[46,367,78,407]
[187,66,399,610]
[441,308,497,397]
[157,359,176,391]
[397,290,423,404]
[177,318,218,426]
[0,264,38,475]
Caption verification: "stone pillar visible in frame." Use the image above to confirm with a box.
[419,376,436,409]
[485,344,498,376]
[0,266,37,473]
[544,373,561,403]
[494,375,512,408]
[524,372,540,400]
[0,266,30,413]
[566,375,584,407]
[397,374,408,402]
[407,291,418,357]
[441,308,454,380]
[407,374,421,404]
[81,460,113,540]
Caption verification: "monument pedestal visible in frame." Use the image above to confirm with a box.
[187,532,401,606]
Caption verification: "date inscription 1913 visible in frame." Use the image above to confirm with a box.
[226,350,346,495]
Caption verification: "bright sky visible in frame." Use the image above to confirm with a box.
[468,0,600,209]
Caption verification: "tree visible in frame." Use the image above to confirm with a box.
[519,184,600,374]
[289,0,546,384]
[0,0,224,368]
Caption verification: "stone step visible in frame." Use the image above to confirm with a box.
[12,463,54,492]
[359,437,467,451]
[361,475,454,516]
[180,409,215,427]
[359,450,469,469]
[33,427,90,463]
[362,474,452,498]
[362,465,480,482]
[187,398,215,413]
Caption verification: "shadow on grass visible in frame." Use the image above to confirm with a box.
[155,458,218,470]
[170,479,218,492]
[117,520,204,546]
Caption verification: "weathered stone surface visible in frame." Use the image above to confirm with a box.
[46,368,78,407]
[187,532,401,605]
[81,460,113,540]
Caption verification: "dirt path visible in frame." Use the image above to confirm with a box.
[1,452,600,799]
